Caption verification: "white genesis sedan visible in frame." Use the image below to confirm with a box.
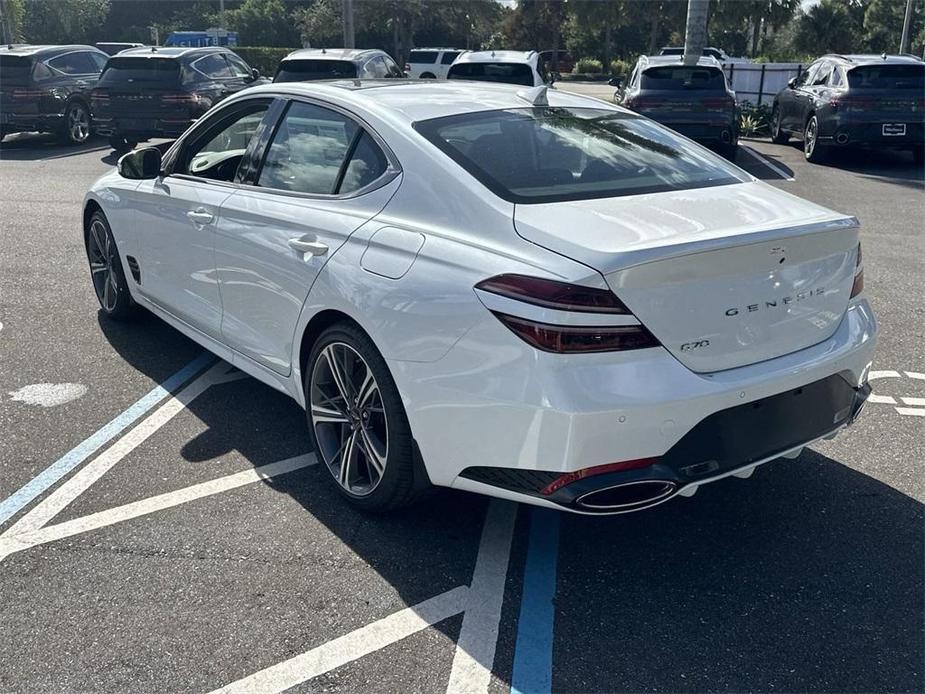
[83,80,877,514]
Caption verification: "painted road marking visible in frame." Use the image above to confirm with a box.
[867,369,925,417]
[211,586,471,694]
[510,509,560,694]
[741,145,796,181]
[447,500,518,694]
[8,383,88,407]
[2,360,231,538]
[0,352,213,527]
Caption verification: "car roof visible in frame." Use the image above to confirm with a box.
[822,53,924,66]
[452,50,537,65]
[410,47,463,51]
[640,54,723,69]
[0,44,102,57]
[282,48,381,62]
[115,46,224,59]
[238,79,619,123]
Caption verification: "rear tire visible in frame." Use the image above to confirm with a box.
[770,105,789,144]
[803,115,827,164]
[85,211,137,320]
[913,146,924,166]
[719,142,738,161]
[109,133,136,153]
[59,100,91,145]
[305,322,423,512]
[420,72,436,79]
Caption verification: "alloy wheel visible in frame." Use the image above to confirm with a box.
[310,342,388,496]
[68,104,90,143]
[87,219,119,312]
[804,117,817,158]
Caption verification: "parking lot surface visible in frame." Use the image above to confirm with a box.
[1,94,923,693]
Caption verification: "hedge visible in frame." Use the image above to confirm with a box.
[231,47,295,76]
[574,57,603,74]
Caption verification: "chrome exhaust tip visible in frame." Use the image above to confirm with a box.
[836,133,849,145]
[575,480,677,512]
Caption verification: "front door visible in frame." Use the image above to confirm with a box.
[215,99,400,375]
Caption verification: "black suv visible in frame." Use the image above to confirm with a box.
[771,54,925,164]
[0,44,108,144]
[90,46,266,151]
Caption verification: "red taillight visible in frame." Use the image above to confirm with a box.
[11,88,45,100]
[491,313,660,353]
[632,97,667,111]
[161,92,199,105]
[540,458,659,496]
[830,96,875,112]
[475,274,630,314]
[850,242,864,298]
[703,96,734,112]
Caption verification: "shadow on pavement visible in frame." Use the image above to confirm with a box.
[737,140,795,180]
[0,132,110,161]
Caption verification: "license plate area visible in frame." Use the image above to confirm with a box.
[882,123,906,136]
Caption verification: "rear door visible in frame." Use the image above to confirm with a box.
[215,98,400,375]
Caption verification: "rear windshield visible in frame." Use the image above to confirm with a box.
[98,57,181,86]
[0,55,33,83]
[409,51,439,64]
[847,64,925,90]
[641,66,726,90]
[414,107,748,204]
[274,59,357,82]
[447,62,534,86]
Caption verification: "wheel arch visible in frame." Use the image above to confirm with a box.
[82,199,104,241]
[297,309,367,389]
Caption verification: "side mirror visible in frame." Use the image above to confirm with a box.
[787,77,797,88]
[118,147,161,180]
[249,67,260,82]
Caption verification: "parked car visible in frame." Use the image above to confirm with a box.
[0,44,108,144]
[447,50,550,87]
[83,81,875,515]
[770,53,925,164]
[95,42,145,56]
[404,48,464,79]
[615,55,739,158]
[538,49,575,75]
[90,46,265,152]
[659,46,750,63]
[274,48,403,83]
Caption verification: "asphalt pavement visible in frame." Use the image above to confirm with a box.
[0,96,922,694]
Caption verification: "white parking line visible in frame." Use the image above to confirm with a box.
[741,145,796,181]
[447,500,518,694]
[211,586,471,694]
[0,454,316,560]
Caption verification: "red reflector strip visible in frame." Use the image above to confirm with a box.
[540,458,660,496]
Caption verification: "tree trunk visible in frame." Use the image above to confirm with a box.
[648,3,660,56]
[604,23,612,73]
[750,16,761,57]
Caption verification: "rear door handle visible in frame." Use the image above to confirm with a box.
[187,208,214,226]
[288,238,329,256]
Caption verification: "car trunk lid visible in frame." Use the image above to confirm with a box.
[513,181,860,373]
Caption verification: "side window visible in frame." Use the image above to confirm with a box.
[367,56,389,79]
[193,53,233,79]
[32,61,54,81]
[829,67,844,87]
[384,55,404,77]
[47,51,99,74]
[340,132,388,194]
[224,53,252,78]
[441,51,460,65]
[88,52,108,72]
[179,103,269,182]
[537,60,549,83]
[257,101,359,195]
[812,62,831,86]
[796,63,817,87]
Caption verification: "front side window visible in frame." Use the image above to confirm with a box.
[274,59,357,82]
[47,51,100,75]
[224,53,253,78]
[178,102,269,182]
[193,53,233,79]
[367,56,390,79]
[415,107,748,204]
[811,62,832,86]
[384,55,404,77]
[446,62,534,86]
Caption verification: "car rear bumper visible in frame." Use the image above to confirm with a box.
[823,119,925,147]
[390,299,877,513]
[92,116,192,138]
[0,111,65,133]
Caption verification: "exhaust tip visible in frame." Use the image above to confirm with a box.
[836,133,849,144]
[575,480,677,511]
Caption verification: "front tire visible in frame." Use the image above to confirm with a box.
[305,322,422,512]
[85,211,137,320]
[803,115,827,163]
[60,100,91,145]
[770,105,789,144]
[108,133,136,153]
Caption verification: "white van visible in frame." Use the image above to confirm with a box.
[405,48,465,79]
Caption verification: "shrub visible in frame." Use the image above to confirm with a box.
[574,57,603,74]
[738,100,773,137]
[231,46,295,76]
[609,58,631,76]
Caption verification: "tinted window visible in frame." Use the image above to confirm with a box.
[829,67,844,87]
[640,66,726,90]
[257,102,359,194]
[0,55,33,84]
[88,52,108,71]
[415,107,748,204]
[410,51,438,64]
[811,62,831,86]
[384,55,403,77]
[848,64,925,90]
[274,59,357,82]
[47,51,100,74]
[367,55,389,79]
[193,53,233,79]
[441,51,461,65]
[224,53,252,78]
[340,132,388,193]
[181,103,269,181]
[447,62,534,86]
[98,58,181,86]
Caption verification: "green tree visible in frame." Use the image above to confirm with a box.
[864,0,922,53]
[21,0,110,44]
[224,0,299,47]
[294,0,341,47]
[793,0,864,55]
[568,0,626,71]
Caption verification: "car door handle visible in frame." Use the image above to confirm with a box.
[288,238,329,256]
[187,208,214,225]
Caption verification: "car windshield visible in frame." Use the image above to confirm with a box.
[0,55,33,84]
[641,66,726,90]
[415,107,748,204]
[98,57,180,86]
[847,64,925,90]
[274,59,358,82]
[447,62,534,86]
